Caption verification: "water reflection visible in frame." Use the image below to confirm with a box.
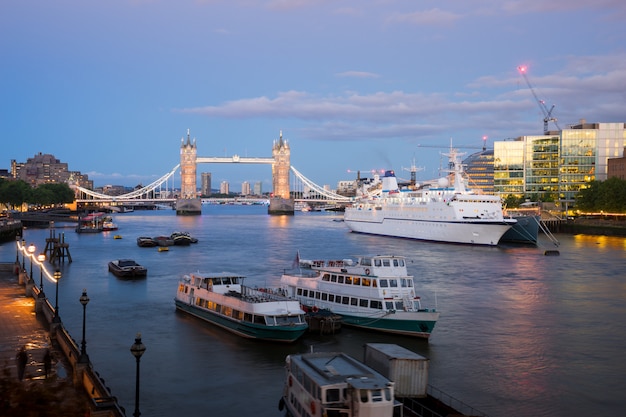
[1,207,625,417]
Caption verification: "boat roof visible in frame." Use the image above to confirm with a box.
[290,352,391,388]
[188,272,246,279]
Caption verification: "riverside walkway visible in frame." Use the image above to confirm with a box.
[0,262,125,416]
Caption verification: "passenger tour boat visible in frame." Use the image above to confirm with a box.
[280,253,439,339]
[175,272,308,343]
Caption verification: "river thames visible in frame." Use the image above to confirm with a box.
[2,205,625,417]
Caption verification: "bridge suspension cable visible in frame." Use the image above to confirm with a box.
[73,164,180,200]
[290,166,352,202]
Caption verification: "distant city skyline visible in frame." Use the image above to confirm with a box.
[3,2,626,188]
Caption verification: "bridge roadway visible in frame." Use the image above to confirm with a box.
[196,156,274,164]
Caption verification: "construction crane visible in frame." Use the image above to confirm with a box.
[517,65,560,134]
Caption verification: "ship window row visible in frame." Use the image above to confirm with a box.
[359,258,405,267]
[193,296,303,326]
[297,288,385,310]
[320,274,413,289]
[297,288,419,311]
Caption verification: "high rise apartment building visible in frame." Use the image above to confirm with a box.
[253,181,262,196]
[220,181,229,195]
[201,172,211,196]
[241,181,250,196]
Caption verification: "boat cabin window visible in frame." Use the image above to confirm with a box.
[395,301,404,311]
[275,315,303,325]
[328,294,335,302]
[374,259,382,267]
[359,299,368,307]
[342,296,350,305]
[371,300,382,309]
[337,275,344,284]
[330,274,337,282]
[325,388,340,403]
[382,259,390,267]
[360,258,372,266]
[302,289,308,297]
[385,301,394,310]
[360,389,369,403]
[345,276,352,285]
[353,277,360,286]
[379,279,388,288]
[350,297,358,306]
[389,279,398,287]
[321,293,328,301]
[361,278,370,287]
[253,315,265,325]
[322,274,330,281]
[401,278,408,287]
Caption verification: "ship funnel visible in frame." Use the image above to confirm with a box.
[382,170,400,195]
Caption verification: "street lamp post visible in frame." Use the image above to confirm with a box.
[79,289,90,363]
[130,333,146,417]
[15,236,19,264]
[52,269,62,323]
[21,239,26,270]
[37,253,46,297]
[28,243,36,281]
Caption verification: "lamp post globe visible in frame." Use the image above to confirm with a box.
[52,269,62,323]
[79,289,90,363]
[130,333,146,417]
[27,243,36,281]
[37,253,46,296]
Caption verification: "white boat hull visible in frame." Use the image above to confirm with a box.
[344,209,512,246]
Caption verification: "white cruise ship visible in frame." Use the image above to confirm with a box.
[343,149,516,246]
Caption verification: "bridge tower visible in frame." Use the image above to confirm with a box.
[176,129,202,215]
[269,131,295,215]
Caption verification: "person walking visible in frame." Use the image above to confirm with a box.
[16,346,28,380]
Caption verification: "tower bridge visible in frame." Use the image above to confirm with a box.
[72,130,352,213]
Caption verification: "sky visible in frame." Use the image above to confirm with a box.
[2,0,626,192]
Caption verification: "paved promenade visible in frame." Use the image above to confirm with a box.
[0,265,73,381]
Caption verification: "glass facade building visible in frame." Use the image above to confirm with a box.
[492,122,626,208]
[463,149,494,194]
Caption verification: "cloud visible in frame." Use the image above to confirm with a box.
[335,71,380,79]
[386,8,462,26]
[175,52,626,143]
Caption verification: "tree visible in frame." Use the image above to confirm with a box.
[32,183,75,205]
[575,178,626,212]
[0,179,32,210]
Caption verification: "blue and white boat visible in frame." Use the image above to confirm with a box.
[280,254,439,339]
[175,272,308,343]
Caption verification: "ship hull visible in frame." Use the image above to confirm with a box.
[500,215,540,244]
[175,300,307,343]
[344,210,512,246]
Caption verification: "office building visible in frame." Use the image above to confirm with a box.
[492,121,626,207]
